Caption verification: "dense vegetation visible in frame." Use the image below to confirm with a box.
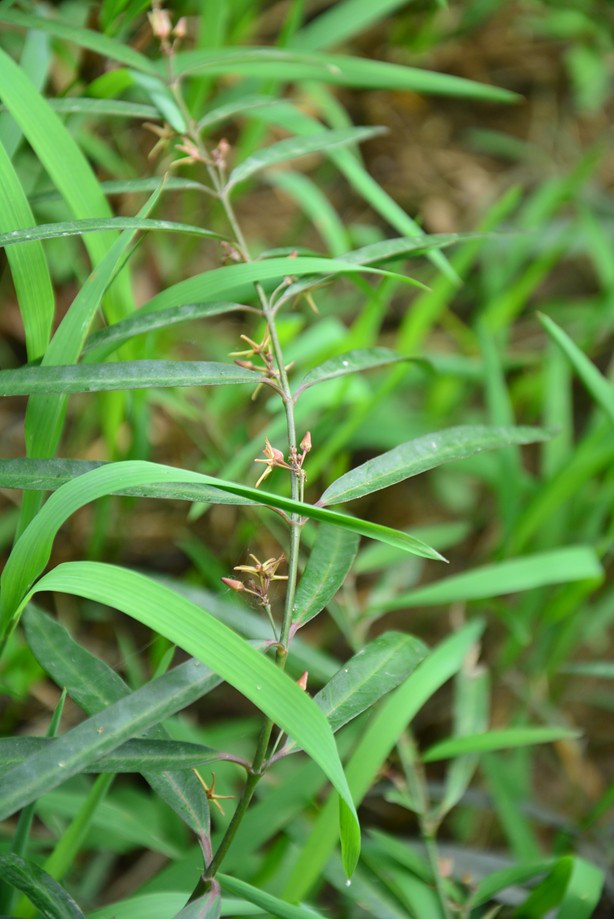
[0,1,612,917]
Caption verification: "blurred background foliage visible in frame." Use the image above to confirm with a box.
[0,0,613,916]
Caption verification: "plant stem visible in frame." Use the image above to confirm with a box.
[174,96,304,892]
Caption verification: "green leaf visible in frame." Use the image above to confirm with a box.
[0,361,261,396]
[218,873,325,918]
[197,94,282,132]
[310,631,427,735]
[0,616,222,821]
[23,605,214,836]
[174,888,221,919]
[82,302,251,358]
[0,460,444,638]
[293,525,360,628]
[268,170,349,255]
[561,661,614,678]
[227,126,385,190]
[0,854,84,919]
[423,726,580,762]
[295,348,410,394]
[23,561,361,876]
[0,9,157,75]
[372,546,603,612]
[319,425,551,505]
[0,737,225,775]
[31,177,209,205]
[469,861,554,908]
[291,0,416,50]
[538,312,614,427]
[13,97,159,118]
[142,255,425,316]
[0,140,54,361]
[172,48,519,103]
[0,217,223,248]
[0,458,257,507]
[284,620,485,899]
[512,855,603,919]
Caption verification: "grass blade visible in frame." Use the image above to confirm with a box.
[23,561,360,876]
[320,425,550,505]
[218,873,324,918]
[227,126,385,190]
[0,217,224,248]
[0,854,84,919]
[0,361,261,396]
[422,726,580,762]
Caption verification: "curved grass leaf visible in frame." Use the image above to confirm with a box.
[82,302,251,358]
[319,424,550,505]
[198,94,284,132]
[293,525,360,628]
[292,0,414,51]
[23,561,361,876]
[295,348,411,395]
[509,855,603,919]
[0,9,157,75]
[372,545,603,612]
[538,312,614,427]
[0,458,257,507]
[218,873,324,918]
[0,460,444,638]
[227,126,385,190]
[142,255,425,316]
[172,48,518,103]
[0,737,225,775]
[0,854,84,919]
[423,726,580,762]
[23,605,216,837]
[0,218,223,248]
[0,361,261,396]
[34,98,159,119]
[282,631,428,757]
[0,138,54,361]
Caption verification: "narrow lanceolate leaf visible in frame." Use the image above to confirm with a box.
[142,255,425,316]
[23,605,215,836]
[538,312,614,427]
[226,126,385,190]
[218,873,325,919]
[23,562,361,876]
[422,726,581,762]
[0,854,84,919]
[319,425,550,506]
[371,546,603,612]
[31,177,209,205]
[0,361,261,396]
[0,218,224,248]
[293,525,360,628]
[0,737,224,775]
[82,302,251,358]
[29,98,159,119]
[0,627,221,821]
[0,460,444,636]
[172,48,518,103]
[295,348,411,395]
[282,632,427,756]
[0,140,54,361]
[0,9,157,75]
[0,458,257,507]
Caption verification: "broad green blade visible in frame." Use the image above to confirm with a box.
[82,302,250,358]
[218,873,324,918]
[372,546,603,612]
[295,348,410,394]
[319,425,551,505]
[0,361,261,396]
[0,613,221,821]
[556,857,604,919]
[283,631,427,755]
[422,726,580,762]
[23,561,361,876]
[0,217,224,248]
[284,620,484,899]
[0,737,224,775]
[227,126,385,190]
[0,854,84,919]
[470,861,554,908]
[142,255,425,316]
[172,48,518,103]
[292,0,415,50]
[0,458,257,506]
[0,9,157,74]
[23,605,214,836]
[538,312,614,427]
[293,525,360,627]
[0,140,54,361]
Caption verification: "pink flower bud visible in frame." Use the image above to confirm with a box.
[297,671,309,691]
[148,8,172,40]
[300,431,312,453]
[221,577,244,592]
[173,16,187,39]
